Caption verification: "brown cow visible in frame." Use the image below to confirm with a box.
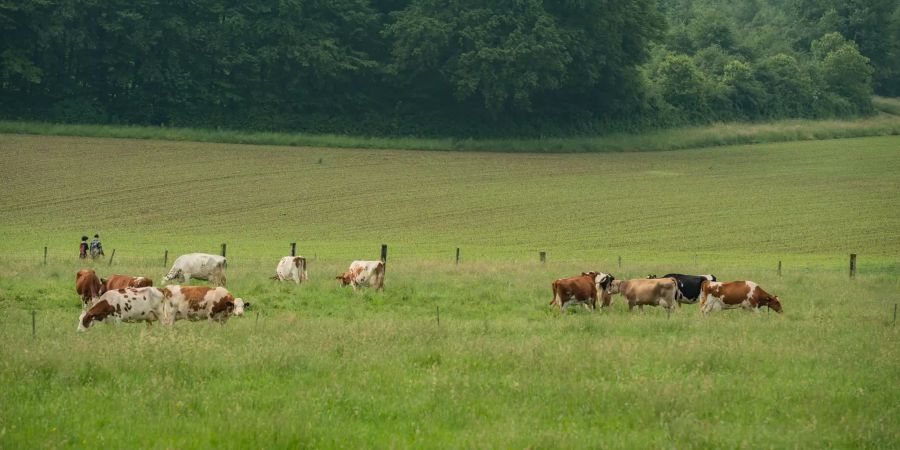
[606,277,678,312]
[550,272,613,312]
[700,280,782,314]
[75,269,102,309]
[100,274,153,294]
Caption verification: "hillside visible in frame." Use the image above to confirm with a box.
[1,134,897,267]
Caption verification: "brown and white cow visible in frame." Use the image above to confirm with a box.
[700,280,782,314]
[160,285,247,325]
[550,272,613,311]
[78,287,166,331]
[336,261,385,291]
[274,256,308,284]
[100,274,153,294]
[606,277,679,312]
[75,269,102,309]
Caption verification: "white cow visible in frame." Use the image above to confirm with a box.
[336,260,385,291]
[160,285,247,325]
[274,256,309,284]
[78,287,165,331]
[163,253,227,286]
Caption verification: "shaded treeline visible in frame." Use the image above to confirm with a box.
[0,0,897,136]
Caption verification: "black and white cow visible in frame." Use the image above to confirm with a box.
[646,273,716,304]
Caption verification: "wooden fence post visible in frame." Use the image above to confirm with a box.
[539,251,546,263]
[436,306,440,326]
[777,260,782,276]
[849,254,857,278]
[291,242,296,257]
[32,310,36,338]
[163,249,168,267]
[381,244,388,276]
[618,256,622,269]
[43,246,47,266]
[108,249,116,266]
[221,243,227,267]
[455,248,460,265]
[893,304,897,326]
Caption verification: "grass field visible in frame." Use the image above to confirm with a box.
[0,133,899,448]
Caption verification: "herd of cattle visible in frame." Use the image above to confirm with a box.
[74,253,385,331]
[74,252,780,331]
[551,272,782,314]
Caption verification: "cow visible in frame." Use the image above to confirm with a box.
[646,273,716,304]
[273,256,309,284]
[75,269,102,309]
[550,272,613,311]
[336,261,385,291]
[77,287,166,331]
[160,285,247,325]
[699,280,782,314]
[606,277,679,312]
[163,253,227,286]
[100,274,153,295]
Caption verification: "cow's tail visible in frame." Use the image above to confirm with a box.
[372,261,385,290]
[550,280,560,307]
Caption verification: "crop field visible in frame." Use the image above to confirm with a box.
[0,133,899,448]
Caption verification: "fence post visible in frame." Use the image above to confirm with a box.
[618,256,622,269]
[539,251,546,263]
[163,249,168,267]
[32,310,36,338]
[221,243,227,267]
[291,242,296,257]
[108,249,116,266]
[43,246,47,266]
[777,260,782,276]
[455,248,460,265]
[893,304,897,326]
[849,253,856,278]
[381,244,388,276]
[436,306,440,326]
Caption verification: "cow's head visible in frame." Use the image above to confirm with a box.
[646,274,657,279]
[232,298,250,316]
[211,294,237,320]
[703,274,717,282]
[766,295,783,313]
[606,280,622,295]
[336,272,352,287]
[77,300,116,332]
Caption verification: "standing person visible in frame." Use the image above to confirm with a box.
[90,234,104,259]
[79,236,89,259]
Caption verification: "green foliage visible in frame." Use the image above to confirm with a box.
[821,44,874,112]
[654,53,711,119]
[0,0,894,135]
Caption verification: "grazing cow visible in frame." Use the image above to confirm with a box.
[160,285,247,324]
[100,274,153,294]
[700,280,782,314]
[163,253,227,286]
[607,278,679,312]
[550,272,613,311]
[273,256,309,284]
[646,273,716,304]
[75,269,102,309]
[337,261,385,291]
[77,287,165,331]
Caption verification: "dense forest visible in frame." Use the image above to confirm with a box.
[1,0,898,136]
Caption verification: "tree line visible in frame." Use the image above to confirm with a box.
[1,0,897,136]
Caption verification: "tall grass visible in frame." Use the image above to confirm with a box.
[1,260,898,448]
[2,110,899,153]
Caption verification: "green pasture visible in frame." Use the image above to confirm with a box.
[0,133,899,448]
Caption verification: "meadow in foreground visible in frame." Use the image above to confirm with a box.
[0,259,898,448]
